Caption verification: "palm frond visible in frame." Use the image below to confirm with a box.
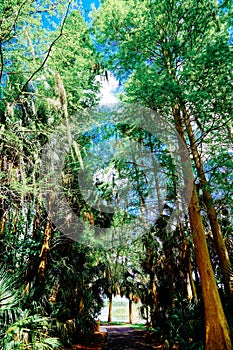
[0,269,62,349]
[0,269,19,313]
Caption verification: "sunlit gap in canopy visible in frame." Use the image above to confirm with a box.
[39,0,99,30]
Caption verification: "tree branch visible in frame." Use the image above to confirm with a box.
[1,0,29,43]
[12,0,72,104]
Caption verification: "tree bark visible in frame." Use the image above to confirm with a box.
[38,217,52,282]
[0,211,7,236]
[108,293,113,323]
[179,222,198,303]
[189,186,231,349]
[173,103,232,349]
[187,261,197,304]
[182,105,233,296]
[129,298,133,324]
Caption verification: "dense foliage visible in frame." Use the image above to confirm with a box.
[0,0,232,349]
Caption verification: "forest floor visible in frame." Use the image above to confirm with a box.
[68,324,179,349]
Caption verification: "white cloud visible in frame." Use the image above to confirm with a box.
[96,71,119,105]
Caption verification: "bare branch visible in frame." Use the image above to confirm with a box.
[195,115,233,146]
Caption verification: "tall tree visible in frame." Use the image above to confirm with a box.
[0,1,103,342]
[92,0,233,348]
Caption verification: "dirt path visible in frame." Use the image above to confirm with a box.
[102,325,161,350]
[68,325,172,349]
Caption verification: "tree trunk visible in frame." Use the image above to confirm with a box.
[38,193,55,282]
[0,211,7,236]
[149,269,158,327]
[189,186,231,349]
[108,294,113,323]
[79,293,85,316]
[182,105,233,296]
[179,222,198,303]
[129,298,133,324]
[38,217,51,282]
[187,261,197,304]
[134,158,159,321]
[163,241,175,309]
[173,103,232,349]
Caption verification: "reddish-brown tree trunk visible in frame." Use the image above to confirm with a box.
[189,186,231,349]
[182,105,233,296]
[173,103,232,349]
[179,222,198,303]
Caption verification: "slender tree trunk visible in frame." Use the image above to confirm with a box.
[179,222,198,303]
[146,306,149,325]
[12,207,19,234]
[129,298,133,324]
[133,158,159,320]
[173,103,232,350]
[38,217,52,282]
[150,274,158,307]
[108,294,113,323]
[187,261,198,304]
[33,213,40,238]
[163,240,175,310]
[0,211,7,236]
[38,193,55,282]
[226,123,233,142]
[182,105,233,295]
[186,272,193,303]
[149,269,158,326]
[79,283,85,317]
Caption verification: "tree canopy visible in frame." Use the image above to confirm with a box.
[0,1,233,349]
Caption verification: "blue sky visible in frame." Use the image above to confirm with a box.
[82,0,100,21]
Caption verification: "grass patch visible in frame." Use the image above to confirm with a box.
[100,321,128,325]
[129,323,147,330]
[100,321,147,329]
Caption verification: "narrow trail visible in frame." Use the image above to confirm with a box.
[102,325,159,350]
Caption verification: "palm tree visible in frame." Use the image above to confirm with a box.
[0,269,62,349]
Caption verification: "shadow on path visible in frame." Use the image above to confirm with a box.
[103,325,160,350]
